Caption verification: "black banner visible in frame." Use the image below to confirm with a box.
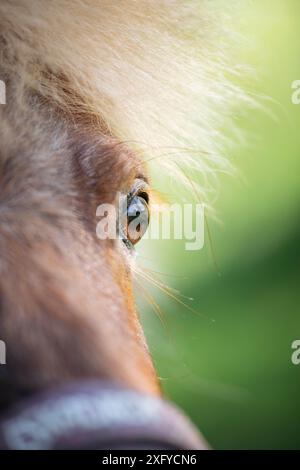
[0,450,295,466]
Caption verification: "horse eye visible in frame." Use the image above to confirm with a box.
[126,194,150,246]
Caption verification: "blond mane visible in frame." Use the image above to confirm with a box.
[0,0,249,187]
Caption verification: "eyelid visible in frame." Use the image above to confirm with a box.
[128,178,150,204]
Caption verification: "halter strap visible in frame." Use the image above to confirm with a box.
[0,380,208,450]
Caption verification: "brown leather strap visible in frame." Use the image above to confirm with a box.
[0,380,208,450]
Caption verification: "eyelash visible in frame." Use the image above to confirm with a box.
[127,180,149,205]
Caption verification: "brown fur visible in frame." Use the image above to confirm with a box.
[0,97,159,406]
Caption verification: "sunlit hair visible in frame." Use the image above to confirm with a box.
[0,0,251,189]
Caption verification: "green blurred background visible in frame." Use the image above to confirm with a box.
[137,0,300,449]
